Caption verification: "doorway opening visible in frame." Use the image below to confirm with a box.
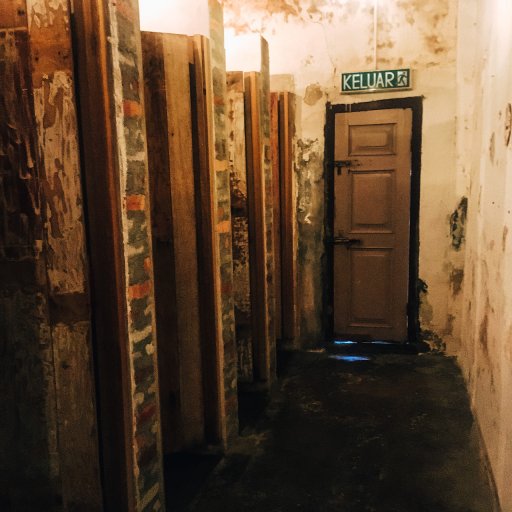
[324,97,423,344]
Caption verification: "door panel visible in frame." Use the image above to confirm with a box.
[333,108,412,341]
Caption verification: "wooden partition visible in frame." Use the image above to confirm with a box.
[142,32,205,453]
[142,30,236,451]
[270,93,282,341]
[244,68,276,384]
[278,92,298,345]
[268,91,299,348]
[227,71,254,382]
[0,1,102,507]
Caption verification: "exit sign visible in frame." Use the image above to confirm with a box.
[341,69,412,94]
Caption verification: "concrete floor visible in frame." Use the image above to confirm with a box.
[172,346,498,512]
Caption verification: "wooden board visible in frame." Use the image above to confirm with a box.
[270,92,282,341]
[244,72,271,383]
[71,1,135,507]
[191,34,224,444]
[227,71,253,382]
[142,31,205,452]
[279,92,298,344]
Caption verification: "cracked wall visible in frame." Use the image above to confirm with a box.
[222,0,459,346]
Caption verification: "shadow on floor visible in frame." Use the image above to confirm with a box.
[164,452,222,512]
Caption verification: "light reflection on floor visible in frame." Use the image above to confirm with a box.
[328,355,371,362]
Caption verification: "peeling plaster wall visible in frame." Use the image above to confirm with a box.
[456,0,512,509]
[222,0,459,346]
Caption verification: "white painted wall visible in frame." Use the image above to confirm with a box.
[457,0,512,509]
[223,0,460,346]
[139,0,210,35]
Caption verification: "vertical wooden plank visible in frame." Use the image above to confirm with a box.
[270,92,282,342]
[141,31,180,456]
[245,71,271,383]
[191,34,225,444]
[259,38,276,380]
[142,31,205,452]
[208,0,239,444]
[280,92,298,344]
[227,71,253,382]
[26,1,103,505]
[0,26,60,509]
[1,0,103,507]
[71,1,135,508]
[72,0,166,509]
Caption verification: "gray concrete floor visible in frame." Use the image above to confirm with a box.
[178,347,497,512]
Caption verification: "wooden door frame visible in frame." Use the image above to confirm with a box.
[324,97,423,343]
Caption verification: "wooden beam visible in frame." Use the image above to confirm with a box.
[279,92,298,344]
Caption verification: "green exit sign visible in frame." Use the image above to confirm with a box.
[341,69,412,94]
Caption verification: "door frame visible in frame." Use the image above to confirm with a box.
[324,97,423,343]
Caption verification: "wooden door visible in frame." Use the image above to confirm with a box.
[333,108,412,341]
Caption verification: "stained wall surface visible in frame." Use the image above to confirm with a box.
[222,0,461,347]
[456,0,512,509]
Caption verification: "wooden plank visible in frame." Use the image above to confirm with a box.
[259,38,276,380]
[53,323,102,507]
[279,92,297,343]
[141,32,180,455]
[25,0,103,507]
[244,71,270,382]
[191,34,223,443]
[208,0,239,444]
[142,31,205,452]
[0,27,61,508]
[227,71,253,382]
[270,92,282,341]
[70,1,136,509]
[0,0,27,29]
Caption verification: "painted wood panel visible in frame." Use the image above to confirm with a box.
[72,0,165,509]
[1,0,102,507]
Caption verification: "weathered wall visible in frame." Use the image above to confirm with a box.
[222,0,460,347]
[456,0,512,509]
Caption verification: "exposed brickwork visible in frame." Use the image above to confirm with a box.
[107,0,164,509]
[209,0,239,444]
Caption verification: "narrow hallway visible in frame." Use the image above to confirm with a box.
[187,346,496,512]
